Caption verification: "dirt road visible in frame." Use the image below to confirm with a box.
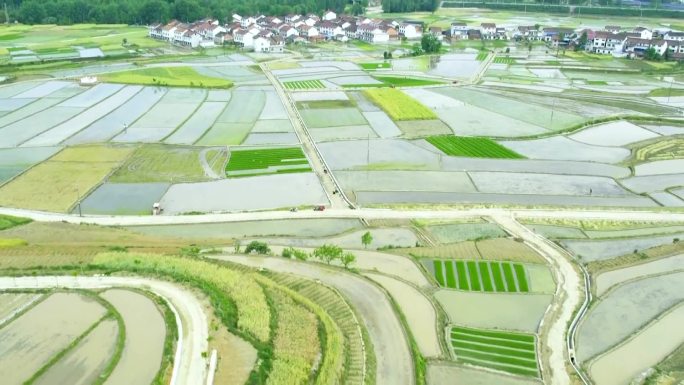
[211,255,415,385]
[492,215,583,385]
[0,276,209,385]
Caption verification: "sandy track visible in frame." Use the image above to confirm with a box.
[0,276,208,385]
[492,215,583,385]
[211,255,415,385]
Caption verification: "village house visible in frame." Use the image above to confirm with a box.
[323,10,337,21]
[480,23,497,39]
[399,22,422,40]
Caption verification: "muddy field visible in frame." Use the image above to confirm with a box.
[434,290,552,332]
[101,289,165,385]
[0,292,107,384]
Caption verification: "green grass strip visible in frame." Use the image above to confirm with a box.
[444,260,457,289]
[502,262,517,292]
[455,260,469,291]
[433,260,446,286]
[478,261,494,292]
[457,356,539,377]
[451,332,535,351]
[514,264,529,292]
[451,326,535,343]
[490,262,506,292]
[454,348,538,370]
[466,261,481,291]
[452,340,537,360]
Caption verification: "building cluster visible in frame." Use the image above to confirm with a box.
[148,12,683,59]
[148,10,441,51]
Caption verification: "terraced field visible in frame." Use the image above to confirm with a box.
[451,326,539,377]
[225,147,311,177]
[432,259,530,292]
[427,135,524,159]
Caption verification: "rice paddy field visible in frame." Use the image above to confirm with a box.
[225,147,311,178]
[450,326,539,377]
[426,136,524,159]
[0,146,133,212]
[0,289,169,385]
[431,259,530,293]
[0,37,682,216]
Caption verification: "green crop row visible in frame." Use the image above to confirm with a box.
[451,332,535,351]
[451,326,539,377]
[426,135,524,159]
[226,147,311,177]
[432,259,529,293]
[284,80,325,90]
[452,326,535,343]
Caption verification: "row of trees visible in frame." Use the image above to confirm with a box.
[8,0,362,25]
[237,231,374,269]
[382,0,440,13]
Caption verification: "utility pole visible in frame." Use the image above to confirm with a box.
[668,77,674,104]
[3,3,8,24]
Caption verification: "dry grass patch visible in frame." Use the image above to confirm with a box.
[0,146,133,212]
[363,88,437,121]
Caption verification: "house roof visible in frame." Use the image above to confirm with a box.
[481,23,496,28]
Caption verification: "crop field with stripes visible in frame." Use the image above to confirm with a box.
[225,147,311,177]
[432,259,530,292]
[451,326,539,377]
[283,80,325,90]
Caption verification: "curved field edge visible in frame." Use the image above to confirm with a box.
[586,303,684,385]
[0,253,357,385]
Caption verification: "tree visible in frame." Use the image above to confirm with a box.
[644,47,661,61]
[19,0,45,24]
[233,239,241,254]
[314,244,343,264]
[341,252,356,269]
[361,231,373,249]
[245,241,270,255]
[421,33,442,54]
[576,31,588,51]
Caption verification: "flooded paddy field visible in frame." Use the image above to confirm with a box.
[101,289,165,385]
[434,290,552,333]
[34,319,119,385]
[0,292,106,384]
[576,271,684,361]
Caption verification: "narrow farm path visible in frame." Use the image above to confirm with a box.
[260,63,351,209]
[210,255,416,385]
[198,147,223,179]
[0,276,209,385]
[491,215,584,385]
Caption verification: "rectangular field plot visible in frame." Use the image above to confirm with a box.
[364,88,437,121]
[426,135,524,159]
[197,89,266,145]
[113,88,206,143]
[432,259,529,293]
[0,146,133,212]
[65,87,168,145]
[284,80,325,90]
[451,326,539,377]
[109,144,209,183]
[226,147,311,177]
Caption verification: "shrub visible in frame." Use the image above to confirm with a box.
[246,241,271,255]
